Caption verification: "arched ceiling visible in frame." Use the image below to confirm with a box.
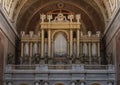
[2,0,115,33]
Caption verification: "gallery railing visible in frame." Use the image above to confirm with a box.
[5,64,115,72]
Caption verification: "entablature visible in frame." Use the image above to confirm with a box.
[40,22,81,30]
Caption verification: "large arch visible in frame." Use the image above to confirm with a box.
[15,0,105,33]
[52,30,69,40]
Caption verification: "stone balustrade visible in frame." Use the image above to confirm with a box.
[5,64,115,72]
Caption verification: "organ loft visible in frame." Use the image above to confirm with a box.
[20,13,101,65]
[2,1,118,85]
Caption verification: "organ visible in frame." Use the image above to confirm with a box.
[20,13,101,65]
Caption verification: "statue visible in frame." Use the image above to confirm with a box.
[20,31,25,37]
[7,53,14,64]
[40,14,46,22]
[54,13,67,22]
[29,31,34,38]
[75,14,81,22]
[37,31,41,37]
[88,31,92,37]
[21,55,29,64]
[47,14,53,22]
[31,53,40,64]
[96,31,101,37]
[68,14,74,22]
[107,53,113,64]
[80,31,83,36]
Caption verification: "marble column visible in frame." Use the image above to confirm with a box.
[80,42,82,56]
[30,42,33,57]
[88,43,91,64]
[37,42,39,54]
[21,42,24,57]
[21,42,24,64]
[67,40,70,57]
[70,30,73,57]
[51,41,54,58]
[97,42,100,64]
[41,29,44,58]
[48,29,51,57]
[30,42,33,64]
[77,29,80,57]
[39,42,41,55]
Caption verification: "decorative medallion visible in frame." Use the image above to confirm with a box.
[57,2,64,9]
